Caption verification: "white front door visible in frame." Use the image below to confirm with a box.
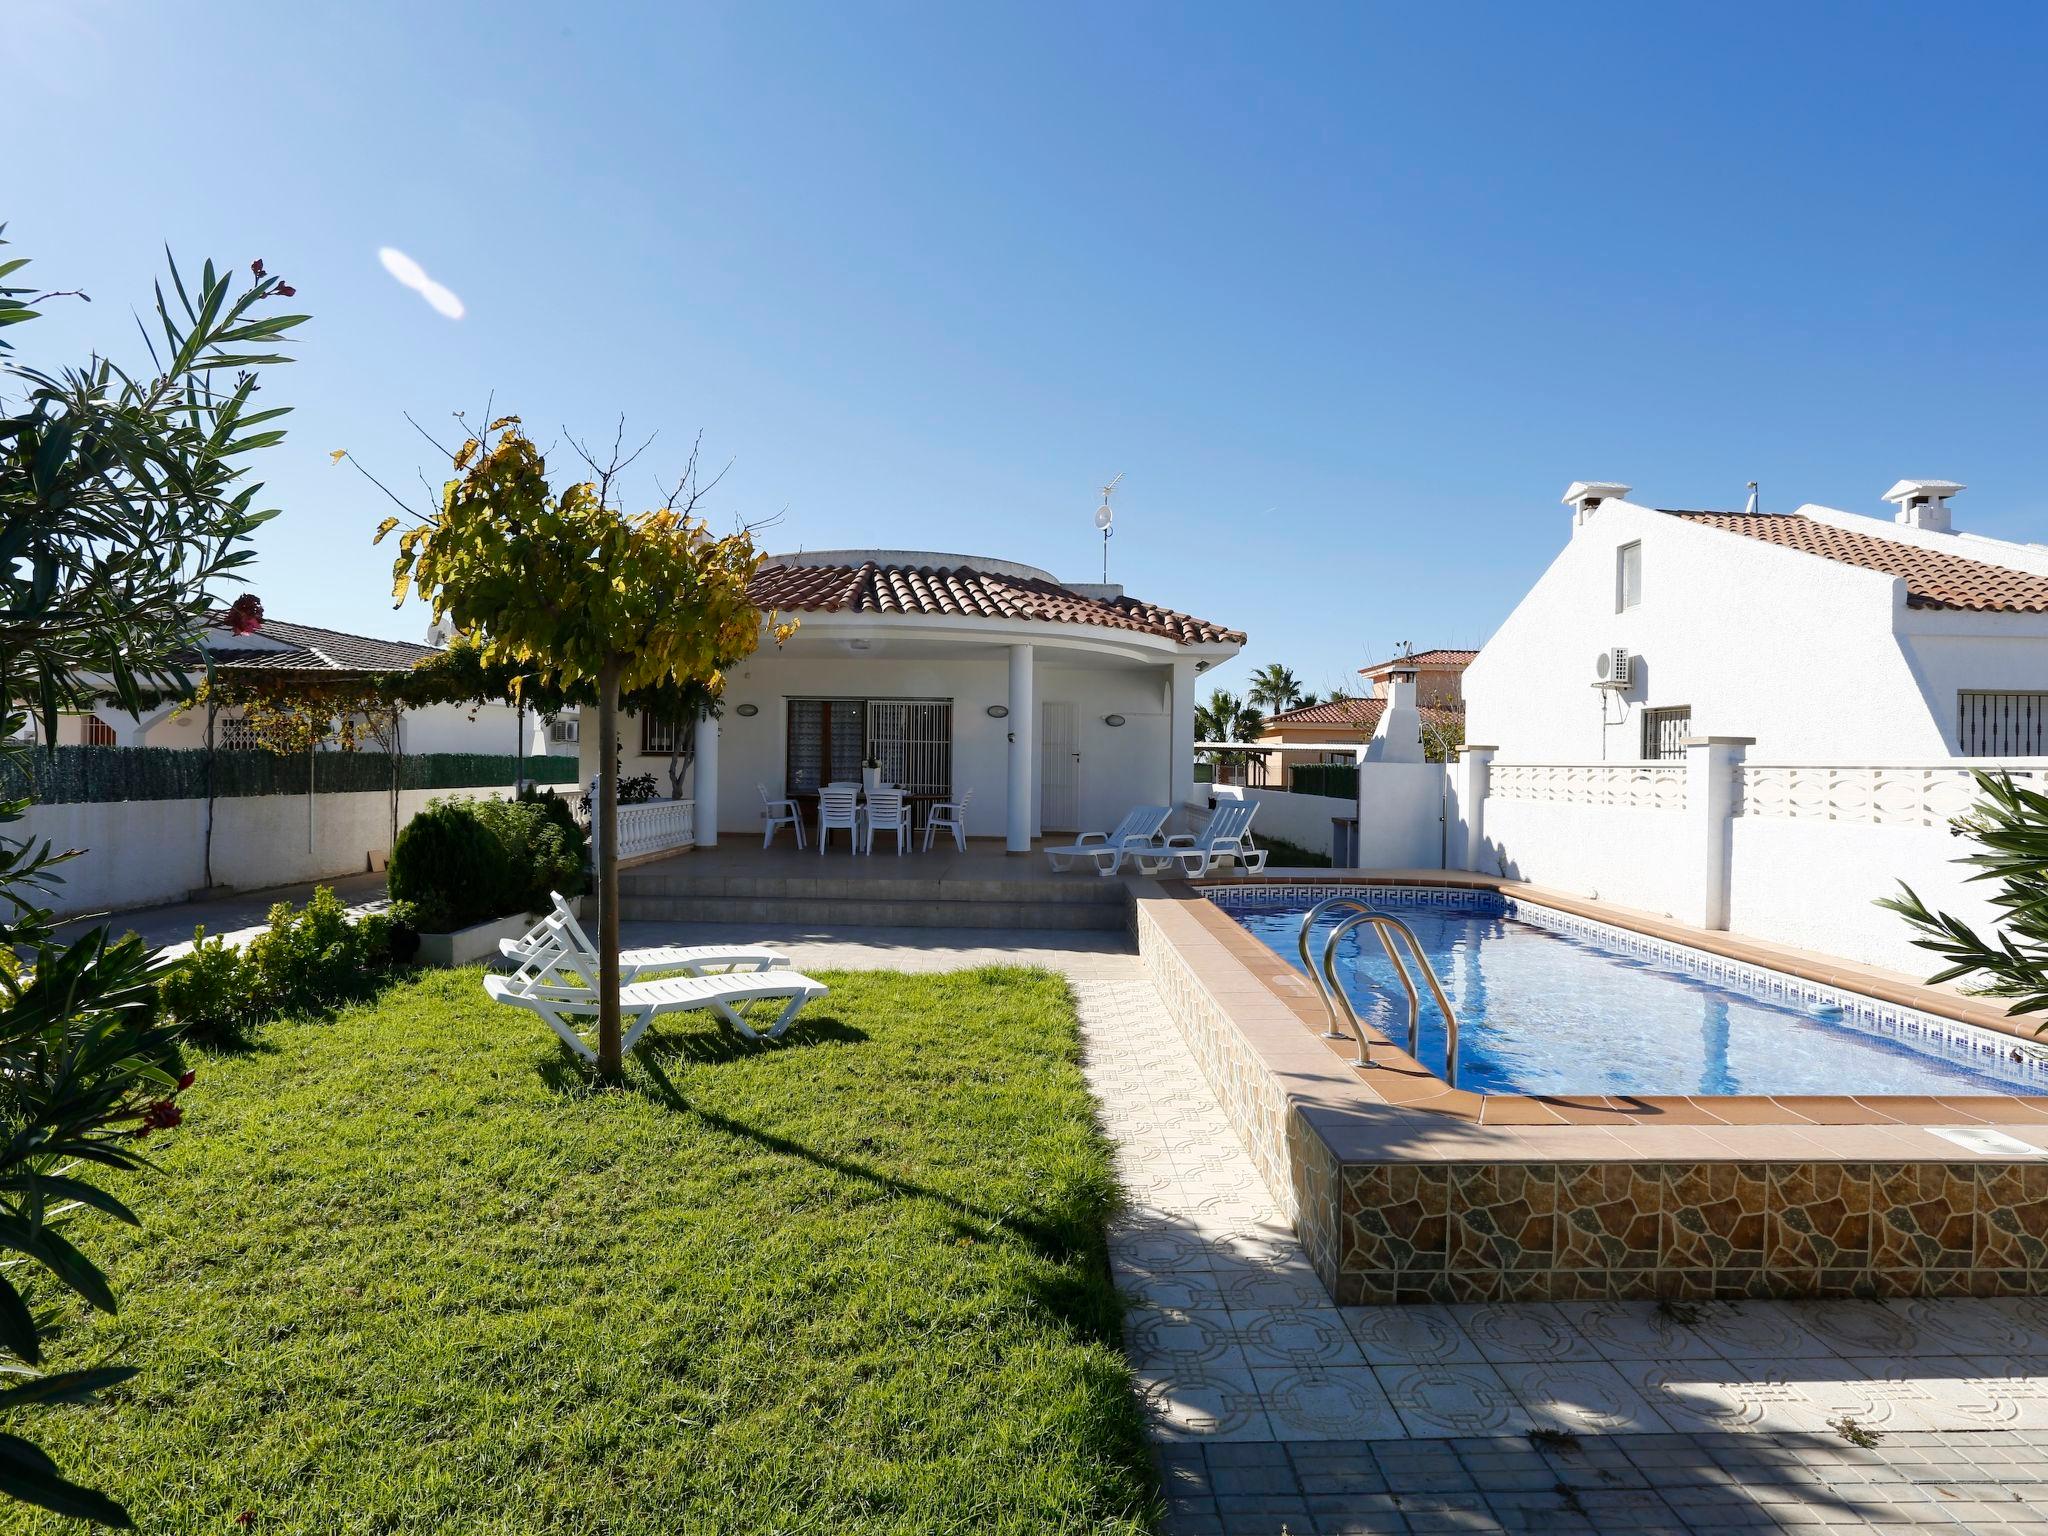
[1039,701,1079,832]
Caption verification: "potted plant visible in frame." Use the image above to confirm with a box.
[862,752,884,794]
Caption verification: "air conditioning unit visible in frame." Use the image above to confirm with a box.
[1592,647,1632,689]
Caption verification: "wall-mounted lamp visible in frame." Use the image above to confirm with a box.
[735,702,759,718]
[985,704,1009,719]
[1103,714,1126,728]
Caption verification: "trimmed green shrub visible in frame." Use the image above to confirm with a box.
[388,802,515,933]
[158,891,422,1044]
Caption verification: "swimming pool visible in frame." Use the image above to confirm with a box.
[1215,887,2048,1098]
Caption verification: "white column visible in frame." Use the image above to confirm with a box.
[1006,643,1035,852]
[1684,735,1751,930]
[1456,745,1496,872]
[693,711,720,848]
[1168,657,1198,812]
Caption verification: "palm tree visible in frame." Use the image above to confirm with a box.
[1195,688,1264,743]
[1246,662,1303,716]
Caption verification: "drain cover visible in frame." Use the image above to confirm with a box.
[1926,1125,2047,1157]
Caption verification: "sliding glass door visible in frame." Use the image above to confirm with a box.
[785,698,953,805]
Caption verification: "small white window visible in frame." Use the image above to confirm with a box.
[1616,541,1643,612]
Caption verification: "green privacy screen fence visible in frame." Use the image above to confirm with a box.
[1287,764,1359,800]
[0,747,580,806]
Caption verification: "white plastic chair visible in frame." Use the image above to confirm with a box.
[1139,801,1270,877]
[863,787,910,855]
[816,783,863,855]
[922,788,973,852]
[759,783,805,849]
[1044,805,1172,875]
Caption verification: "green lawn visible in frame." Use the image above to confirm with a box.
[19,966,1155,1535]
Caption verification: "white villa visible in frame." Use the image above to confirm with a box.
[579,549,1245,850]
[1465,478,2048,761]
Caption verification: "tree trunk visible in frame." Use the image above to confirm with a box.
[595,662,624,1076]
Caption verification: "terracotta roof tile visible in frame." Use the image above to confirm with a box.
[1262,698,1464,731]
[1358,647,1480,675]
[748,560,1244,646]
[1664,511,2048,613]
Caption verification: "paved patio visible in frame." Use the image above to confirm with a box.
[632,917,2048,1534]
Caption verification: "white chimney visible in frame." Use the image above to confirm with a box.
[1563,481,1632,530]
[1363,671,1424,764]
[1881,478,1964,534]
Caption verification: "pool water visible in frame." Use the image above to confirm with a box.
[1227,897,2043,1097]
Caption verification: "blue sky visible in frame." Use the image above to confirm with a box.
[13,1,2046,699]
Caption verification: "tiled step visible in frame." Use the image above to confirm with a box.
[617,872,1129,907]
[616,893,1130,930]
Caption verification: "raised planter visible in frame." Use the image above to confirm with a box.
[416,895,585,968]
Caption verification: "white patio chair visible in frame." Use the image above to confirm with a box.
[1043,805,1173,876]
[499,894,790,988]
[863,787,911,856]
[1138,801,1269,878]
[816,783,863,855]
[922,788,973,852]
[484,967,830,1058]
[758,783,805,849]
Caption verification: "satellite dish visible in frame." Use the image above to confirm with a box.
[1094,503,1114,531]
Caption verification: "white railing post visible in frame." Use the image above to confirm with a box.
[1684,736,1751,930]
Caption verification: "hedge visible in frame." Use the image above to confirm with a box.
[1287,763,1359,800]
[0,746,580,806]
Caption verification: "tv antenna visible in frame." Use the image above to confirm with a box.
[1095,472,1123,583]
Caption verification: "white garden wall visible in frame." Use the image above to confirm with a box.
[22,785,512,919]
[1726,814,2005,974]
[1353,763,1453,870]
[1233,787,1356,860]
[1475,797,1697,917]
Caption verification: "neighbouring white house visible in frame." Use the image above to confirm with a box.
[43,615,564,759]
[578,549,1245,850]
[1412,477,2048,973]
[1464,479,2048,762]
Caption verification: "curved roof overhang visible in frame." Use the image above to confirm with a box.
[758,607,1242,668]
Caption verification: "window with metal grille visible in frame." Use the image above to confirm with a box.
[218,714,261,751]
[82,715,116,747]
[548,716,579,745]
[785,698,952,798]
[640,713,684,756]
[1959,691,2048,757]
[1641,705,1691,761]
[785,699,867,794]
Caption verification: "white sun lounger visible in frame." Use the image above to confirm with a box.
[1135,801,1269,878]
[1043,805,1172,875]
[499,892,790,987]
[484,968,830,1059]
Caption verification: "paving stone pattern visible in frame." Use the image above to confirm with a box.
[1076,960,2048,1533]
[622,919,2048,1534]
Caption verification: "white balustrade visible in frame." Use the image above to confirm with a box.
[1488,761,1687,812]
[586,797,696,865]
[1737,763,2048,828]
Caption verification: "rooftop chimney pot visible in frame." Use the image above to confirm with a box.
[1881,478,1964,534]
[1563,481,1632,530]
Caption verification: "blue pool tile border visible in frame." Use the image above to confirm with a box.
[1200,881,2048,1091]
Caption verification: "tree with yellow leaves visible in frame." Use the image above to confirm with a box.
[376,417,789,1074]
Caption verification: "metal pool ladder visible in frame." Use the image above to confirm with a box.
[1296,896,1463,1086]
